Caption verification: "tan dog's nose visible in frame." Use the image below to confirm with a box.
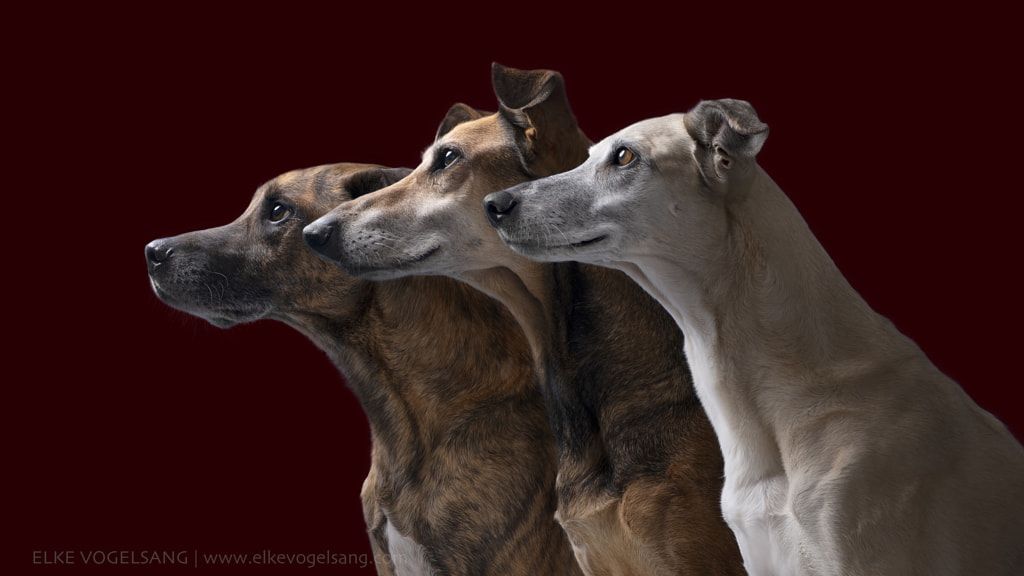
[303,221,331,247]
[303,219,340,262]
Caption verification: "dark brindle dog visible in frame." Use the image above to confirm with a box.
[304,65,745,575]
[145,163,581,576]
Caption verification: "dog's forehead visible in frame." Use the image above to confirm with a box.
[591,113,690,157]
[273,169,306,187]
[430,113,505,157]
[243,166,341,221]
[629,113,688,140]
[261,166,320,194]
[265,163,371,198]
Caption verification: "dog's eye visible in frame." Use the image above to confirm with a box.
[268,202,292,223]
[440,148,460,170]
[614,147,636,167]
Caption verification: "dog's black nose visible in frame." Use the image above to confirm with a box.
[146,240,173,271]
[303,220,345,263]
[484,190,518,227]
[303,221,333,249]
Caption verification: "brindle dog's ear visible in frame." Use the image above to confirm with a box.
[492,62,590,177]
[435,103,489,141]
[379,167,413,186]
[684,99,768,181]
[345,167,413,199]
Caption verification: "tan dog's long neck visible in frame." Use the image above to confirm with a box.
[459,261,593,477]
[461,260,562,376]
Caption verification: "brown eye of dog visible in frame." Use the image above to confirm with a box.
[615,147,636,166]
[268,202,290,223]
[442,148,459,168]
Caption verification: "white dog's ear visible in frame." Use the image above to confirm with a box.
[491,62,590,177]
[684,99,768,181]
[435,103,490,141]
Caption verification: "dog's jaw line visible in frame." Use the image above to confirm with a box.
[499,232,608,262]
[341,244,441,280]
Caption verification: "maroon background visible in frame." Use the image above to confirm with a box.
[8,2,1021,573]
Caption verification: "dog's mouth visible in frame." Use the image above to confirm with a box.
[567,235,607,249]
[499,231,608,260]
[398,244,441,268]
[148,275,270,329]
[340,245,441,279]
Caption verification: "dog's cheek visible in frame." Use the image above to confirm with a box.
[549,181,598,229]
[162,249,214,297]
[198,238,269,301]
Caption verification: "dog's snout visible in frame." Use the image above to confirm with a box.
[303,221,333,249]
[303,219,343,263]
[146,240,174,270]
[484,190,518,227]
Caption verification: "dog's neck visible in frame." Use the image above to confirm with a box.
[283,275,537,462]
[460,258,563,376]
[623,168,914,472]
[459,259,590,457]
[458,254,709,476]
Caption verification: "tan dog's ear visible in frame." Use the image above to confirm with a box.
[492,62,590,177]
[435,103,490,141]
[345,167,413,199]
[684,99,768,181]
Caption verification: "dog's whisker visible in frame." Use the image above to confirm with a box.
[204,282,215,306]
[553,223,573,249]
[211,271,229,301]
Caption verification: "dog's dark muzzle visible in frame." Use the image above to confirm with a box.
[145,239,174,275]
[145,225,228,277]
[144,229,270,328]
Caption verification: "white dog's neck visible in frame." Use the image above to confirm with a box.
[625,168,905,473]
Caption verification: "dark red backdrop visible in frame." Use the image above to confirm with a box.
[8,3,1021,573]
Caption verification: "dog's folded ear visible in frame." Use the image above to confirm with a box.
[345,167,413,199]
[435,103,490,141]
[492,62,590,177]
[492,63,562,127]
[684,99,768,181]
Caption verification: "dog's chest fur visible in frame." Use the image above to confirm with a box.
[685,336,807,576]
[385,518,435,576]
[721,477,801,576]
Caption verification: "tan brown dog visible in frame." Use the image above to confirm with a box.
[145,163,581,576]
[304,65,745,575]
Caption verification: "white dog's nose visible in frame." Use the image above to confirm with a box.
[484,190,518,227]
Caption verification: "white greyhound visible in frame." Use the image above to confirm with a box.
[484,99,1024,576]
